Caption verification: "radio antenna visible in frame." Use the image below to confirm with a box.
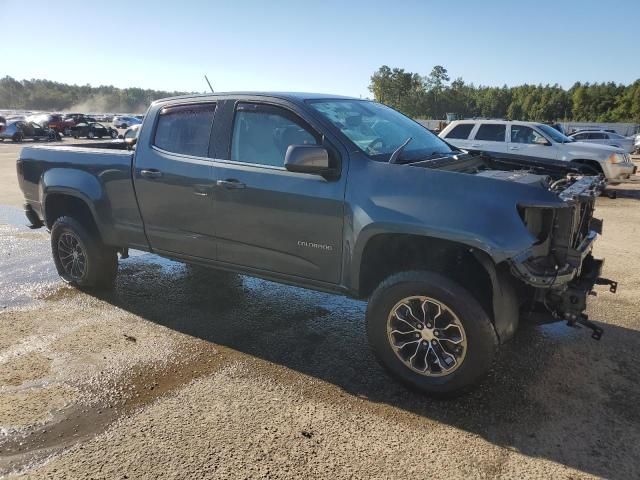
[204,75,214,93]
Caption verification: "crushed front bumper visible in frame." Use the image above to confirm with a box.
[510,230,617,340]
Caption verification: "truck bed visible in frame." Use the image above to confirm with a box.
[17,144,146,248]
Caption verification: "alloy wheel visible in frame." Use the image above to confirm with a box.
[57,232,87,281]
[387,296,467,377]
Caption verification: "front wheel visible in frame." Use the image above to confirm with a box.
[51,216,118,289]
[366,271,498,397]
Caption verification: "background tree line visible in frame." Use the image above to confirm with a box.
[369,65,640,123]
[0,76,190,113]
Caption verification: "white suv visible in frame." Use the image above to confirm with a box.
[439,120,636,182]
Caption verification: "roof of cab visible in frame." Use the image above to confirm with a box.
[152,91,359,105]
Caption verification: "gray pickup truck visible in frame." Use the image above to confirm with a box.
[16,92,615,396]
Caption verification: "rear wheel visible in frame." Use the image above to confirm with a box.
[12,133,23,142]
[51,216,118,289]
[366,271,498,396]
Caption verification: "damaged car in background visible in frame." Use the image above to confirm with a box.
[16,93,616,396]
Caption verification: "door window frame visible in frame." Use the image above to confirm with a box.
[473,123,507,142]
[150,101,218,160]
[225,101,323,171]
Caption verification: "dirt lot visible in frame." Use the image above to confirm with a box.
[1,140,639,479]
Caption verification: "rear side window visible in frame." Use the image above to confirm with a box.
[588,132,607,139]
[475,124,506,142]
[445,123,474,139]
[153,103,216,157]
[231,103,318,167]
[572,133,588,140]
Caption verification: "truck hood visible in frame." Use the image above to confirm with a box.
[568,141,625,156]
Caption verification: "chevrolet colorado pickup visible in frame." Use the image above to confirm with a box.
[16,93,615,395]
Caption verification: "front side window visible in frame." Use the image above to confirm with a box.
[445,123,474,140]
[475,124,506,142]
[573,133,588,140]
[154,103,216,157]
[510,125,547,145]
[308,99,454,163]
[231,104,318,167]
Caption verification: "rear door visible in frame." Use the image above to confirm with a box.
[211,100,345,284]
[133,102,218,259]
[441,122,475,150]
[508,124,558,160]
[469,123,508,154]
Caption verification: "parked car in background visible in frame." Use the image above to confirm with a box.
[568,130,635,153]
[61,114,96,135]
[0,121,57,142]
[635,134,640,153]
[70,122,119,139]
[27,113,75,135]
[112,116,143,129]
[439,120,636,182]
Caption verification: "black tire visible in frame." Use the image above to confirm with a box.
[110,130,118,139]
[366,271,498,397]
[51,216,118,289]
[12,133,23,143]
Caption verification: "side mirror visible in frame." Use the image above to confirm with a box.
[535,136,550,146]
[284,145,337,177]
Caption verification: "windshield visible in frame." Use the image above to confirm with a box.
[308,99,455,162]
[537,124,574,143]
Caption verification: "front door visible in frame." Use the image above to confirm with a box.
[508,124,558,160]
[134,102,218,259]
[212,102,345,284]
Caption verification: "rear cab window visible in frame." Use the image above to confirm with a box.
[153,103,216,157]
[230,103,319,168]
[445,123,474,139]
[474,124,506,142]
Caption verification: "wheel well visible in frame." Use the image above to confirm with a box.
[44,194,98,235]
[358,234,494,319]
[571,159,603,175]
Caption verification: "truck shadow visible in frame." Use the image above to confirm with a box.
[97,256,639,480]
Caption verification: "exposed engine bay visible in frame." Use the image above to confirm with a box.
[410,150,613,339]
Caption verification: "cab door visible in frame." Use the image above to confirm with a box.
[211,101,346,284]
[133,102,218,259]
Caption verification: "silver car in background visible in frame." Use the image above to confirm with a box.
[568,130,635,153]
[112,116,143,129]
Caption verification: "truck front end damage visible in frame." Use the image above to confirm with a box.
[510,175,614,339]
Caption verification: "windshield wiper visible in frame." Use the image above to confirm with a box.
[388,137,412,164]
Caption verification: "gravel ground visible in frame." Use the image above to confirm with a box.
[0,141,639,479]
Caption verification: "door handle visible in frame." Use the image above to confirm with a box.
[470,144,482,148]
[140,169,163,179]
[509,146,520,150]
[216,179,246,189]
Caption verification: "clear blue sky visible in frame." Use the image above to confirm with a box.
[2,0,637,97]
